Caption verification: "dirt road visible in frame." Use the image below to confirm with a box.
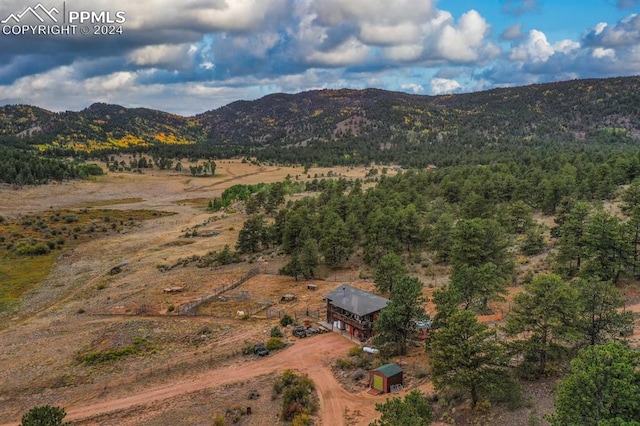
[0,333,382,426]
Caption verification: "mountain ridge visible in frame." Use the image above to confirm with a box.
[1,75,640,156]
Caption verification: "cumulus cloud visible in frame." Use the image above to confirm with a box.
[510,30,579,63]
[431,78,462,94]
[306,37,371,67]
[437,10,491,62]
[300,1,495,67]
[583,14,640,47]
[592,47,616,59]
[1,0,640,115]
[400,83,424,93]
[128,44,197,71]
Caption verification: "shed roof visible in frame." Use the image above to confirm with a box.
[325,285,389,316]
[372,363,403,377]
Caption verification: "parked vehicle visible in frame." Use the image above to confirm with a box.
[254,343,269,356]
[292,325,307,338]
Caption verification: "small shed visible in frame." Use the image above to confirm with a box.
[415,319,433,340]
[369,363,403,394]
[280,294,297,302]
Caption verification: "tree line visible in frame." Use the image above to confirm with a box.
[0,145,102,185]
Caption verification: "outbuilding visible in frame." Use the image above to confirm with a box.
[369,363,403,394]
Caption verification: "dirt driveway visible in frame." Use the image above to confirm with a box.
[0,333,385,426]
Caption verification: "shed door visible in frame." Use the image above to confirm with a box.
[373,375,383,391]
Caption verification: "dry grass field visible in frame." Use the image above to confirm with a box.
[1,159,639,426]
[0,160,392,426]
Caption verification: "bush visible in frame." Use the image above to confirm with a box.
[281,374,317,421]
[270,326,283,338]
[336,357,352,370]
[21,405,70,426]
[213,414,226,426]
[348,346,362,357]
[15,242,50,255]
[355,356,372,369]
[292,413,313,426]
[266,337,285,351]
[280,315,295,327]
[415,365,429,379]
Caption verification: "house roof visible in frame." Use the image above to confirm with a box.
[325,284,389,316]
[372,363,403,377]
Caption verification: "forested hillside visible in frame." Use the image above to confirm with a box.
[1,76,639,165]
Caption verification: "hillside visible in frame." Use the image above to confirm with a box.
[1,76,640,162]
[0,103,200,153]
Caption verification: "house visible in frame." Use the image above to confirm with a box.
[325,285,389,341]
[369,363,403,394]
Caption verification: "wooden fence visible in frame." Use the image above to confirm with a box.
[179,267,260,315]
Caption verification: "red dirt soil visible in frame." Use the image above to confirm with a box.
[0,333,390,426]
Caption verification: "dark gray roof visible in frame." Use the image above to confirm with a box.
[325,285,388,316]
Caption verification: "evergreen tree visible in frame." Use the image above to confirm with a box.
[554,201,591,277]
[373,276,425,356]
[505,273,580,378]
[429,310,509,407]
[575,277,633,346]
[235,215,266,254]
[299,238,319,280]
[319,212,353,268]
[583,211,625,283]
[369,389,433,426]
[373,252,407,294]
[548,343,640,426]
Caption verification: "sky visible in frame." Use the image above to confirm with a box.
[0,0,639,115]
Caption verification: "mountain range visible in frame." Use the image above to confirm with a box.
[1,76,639,157]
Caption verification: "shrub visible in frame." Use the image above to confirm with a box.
[415,365,429,379]
[77,337,150,365]
[280,315,295,327]
[348,346,362,357]
[280,373,317,421]
[266,337,285,351]
[213,414,226,426]
[243,341,255,356]
[167,304,175,312]
[292,413,313,426]
[355,356,371,369]
[15,242,50,255]
[475,399,492,414]
[336,357,352,370]
[63,215,78,224]
[270,326,283,338]
[21,405,70,426]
